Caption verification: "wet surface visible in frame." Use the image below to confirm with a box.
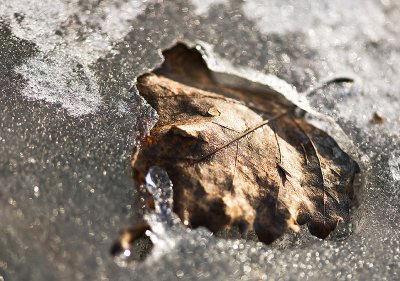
[0,0,399,280]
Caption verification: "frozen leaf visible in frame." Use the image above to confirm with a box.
[132,43,359,244]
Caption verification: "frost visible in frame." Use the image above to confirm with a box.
[0,0,147,116]
[17,53,101,116]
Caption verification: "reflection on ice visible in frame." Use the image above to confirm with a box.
[389,154,400,181]
[142,167,183,260]
[112,167,184,265]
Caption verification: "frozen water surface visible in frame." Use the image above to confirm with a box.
[0,0,399,280]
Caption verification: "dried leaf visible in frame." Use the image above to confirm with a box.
[132,43,359,243]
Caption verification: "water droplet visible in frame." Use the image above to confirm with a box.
[123,249,131,257]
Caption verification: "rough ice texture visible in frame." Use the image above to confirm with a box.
[0,0,399,281]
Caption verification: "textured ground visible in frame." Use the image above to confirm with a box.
[0,0,399,280]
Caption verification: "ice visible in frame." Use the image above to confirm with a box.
[1,0,399,280]
[389,154,400,181]
[17,52,102,116]
[191,0,227,14]
[0,0,147,116]
[144,167,174,221]
[141,167,182,259]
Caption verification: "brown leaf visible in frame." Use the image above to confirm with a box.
[132,43,359,244]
